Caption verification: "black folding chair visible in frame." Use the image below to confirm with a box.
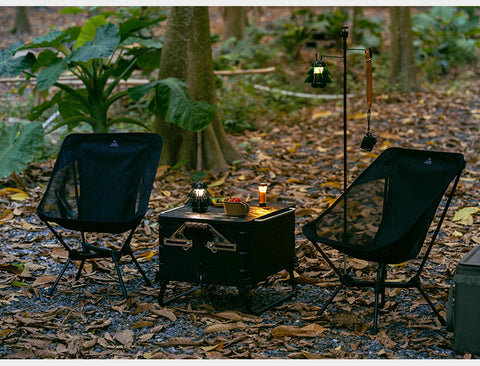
[302,147,465,334]
[37,133,163,298]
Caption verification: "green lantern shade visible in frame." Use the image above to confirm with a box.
[305,60,334,88]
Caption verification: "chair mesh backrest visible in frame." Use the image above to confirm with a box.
[304,148,465,264]
[37,133,162,233]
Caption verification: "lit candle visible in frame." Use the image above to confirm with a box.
[258,183,267,206]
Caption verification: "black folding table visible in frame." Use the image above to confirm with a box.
[156,201,297,313]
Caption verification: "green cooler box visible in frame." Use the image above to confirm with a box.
[448,246,480,354]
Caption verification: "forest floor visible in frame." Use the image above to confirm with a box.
[1,6,480,361]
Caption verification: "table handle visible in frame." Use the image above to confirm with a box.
[254,207,295,223]
[206,241,237,253]
[163,222,194,251]
[163,238,193,251]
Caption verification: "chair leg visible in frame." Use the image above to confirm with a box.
[127,247,152,286]
[317,283,344,317]
[48,258,72,296]
[112,253,128,299]
[372,264,387,335]
[411,276,446,326]
[75,260,85,281]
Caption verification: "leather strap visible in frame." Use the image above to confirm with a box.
[365,48,373,109]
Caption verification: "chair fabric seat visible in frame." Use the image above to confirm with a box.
[37,133,162,233]
[37,132,163,298]
[303,148,465,264]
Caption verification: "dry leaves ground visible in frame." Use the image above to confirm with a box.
[1,72,480,359]
[1,6,480,360]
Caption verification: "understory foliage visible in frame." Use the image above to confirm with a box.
[412,6,480,80]
[0,6,216,177]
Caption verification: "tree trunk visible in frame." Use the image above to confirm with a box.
[13,7,31,34]
[154,6,242,172]
[389,7,417,91]
[222,7,247,41]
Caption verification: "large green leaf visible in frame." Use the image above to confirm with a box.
[37,57,68,90]
[118,16,166,41]
[71,23,120,63]
[133,49,162,72]
[75,15,106,49]
[0,50,35,77]
[31,49,57,73]
[21,29,74,50]
[151,78,216,132]
[0,122,44,179]
[127,81,158,102]
[28,99,55,121]
[55,89,90,121]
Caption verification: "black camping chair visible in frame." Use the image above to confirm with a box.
[302,147,465,334]
[37,133,163,298]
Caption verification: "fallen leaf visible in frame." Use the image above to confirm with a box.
[85,318,112,331]
[0,329,15,338]
[453,207,479,225]
[348,258,369,270]
[115,329,134,349]
[0,263,23,275]
[20,219,43,231]
[132,321,154,329]
[131,302,155,315]
[376,331,397,349]
[0,209,14,222]
[151,308,177,322]
[271,323,325,339]
[200,341,224,352]
[82,338,97,350]
[208,179,225,187]
[205,321,246,334]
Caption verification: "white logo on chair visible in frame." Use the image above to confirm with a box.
[110,140,120,148]
[424,157,432,165]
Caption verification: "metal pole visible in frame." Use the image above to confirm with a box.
[342,26,348,192]
[342,26,348,250]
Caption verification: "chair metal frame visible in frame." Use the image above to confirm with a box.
[305,153,465,334]
[43,221,151,298]
[38,133,161,299]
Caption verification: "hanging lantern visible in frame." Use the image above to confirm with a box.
[305,59,333,88]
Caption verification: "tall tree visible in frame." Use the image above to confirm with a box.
[13,7,31,34]
[154,6,242,172]
[389,7,417,91]
[222,7,247,41]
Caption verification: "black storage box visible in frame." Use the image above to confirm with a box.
[448,245,480,354]
[156,202,297,310]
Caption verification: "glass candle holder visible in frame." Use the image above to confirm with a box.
[258,183,267,206]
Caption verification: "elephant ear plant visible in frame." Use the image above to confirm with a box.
[0,9,216,134]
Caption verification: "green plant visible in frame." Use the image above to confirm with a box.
[412,6,480,79]
[214,25,279,70]
[272,9,316,60]
[0,7,215,134]
[0,122,44,179]
[351,15,385,50]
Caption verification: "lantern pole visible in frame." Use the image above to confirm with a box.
[342,26,348,192]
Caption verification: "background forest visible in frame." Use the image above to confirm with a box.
[0,6,479,359]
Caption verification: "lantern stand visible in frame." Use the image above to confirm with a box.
[305,26,374,250]
[305,26,370,193]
